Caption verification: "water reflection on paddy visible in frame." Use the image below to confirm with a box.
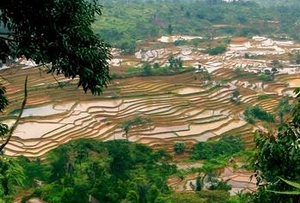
[14,122,64,139]
[75,99,122,111]
[142,125,189,135]
[21,105,64,117]
[177,117,231,137]
[19,102,76,117]
[194,132,217,142]
[5,83,253,158]
[287,79,300,87]
[213,119,246,135]
[53,102,76,110]
[175,87,204,95]
[142,132,177,139]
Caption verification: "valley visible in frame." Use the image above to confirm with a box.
[1,35,299,158]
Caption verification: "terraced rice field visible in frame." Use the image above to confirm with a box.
[0,61,298,158]
[1,36,300,158]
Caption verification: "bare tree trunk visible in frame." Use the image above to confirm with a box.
[0,75,28,153]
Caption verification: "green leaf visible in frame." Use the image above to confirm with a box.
[294,88,300,98]
[279,177,300,190]
[267,178,300,195]
[267,190,300,195]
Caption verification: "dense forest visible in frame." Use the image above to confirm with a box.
[12,137,245,203]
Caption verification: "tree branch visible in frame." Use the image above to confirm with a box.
[0,32,14,35]
[0,75,28,153]
[0,36,16,42]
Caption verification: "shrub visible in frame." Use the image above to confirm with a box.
[253,106,275,122]
[208,178,231,191]
[244,105,275,123]
[197,190,230,203]
[174,142,186,154]
[258,73,273,81]
[191,135,244,160]
[257,94,270,100]
[174,39,188,46]
[165,192,207,203]
[204,45,226,55]
[141,63,152,76]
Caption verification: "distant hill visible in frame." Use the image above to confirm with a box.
[246,0,300,7]
[95,0,300,52]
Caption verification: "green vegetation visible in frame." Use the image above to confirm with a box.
[0,0,111,95]
[19,140,175,203]
[163,190,230,203]
[233,67,254,78]
[246,89,300,203]
[0,86,9,137]
[276,96,293,124]
[194,66,212,82]
[168,56,183,71]
[0,0,111,200]
[94,0,300,52]
[0,157,25,202]
[1,1,300,203]
[204,45,227,55]
[191,135,244,160]
[257,73,274,82]
[268,178,300,195]
[257,94,271,100]
[120,115,152,139]
[244,105,275,124]
[231,89,241,104]
[244,53,264,59]
[111,57,194,79]
[11,139,242,203]
[289,50,300,64]
[173,142,186,155]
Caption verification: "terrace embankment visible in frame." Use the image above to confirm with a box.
[1,35,300,157]
[0,63,296,158]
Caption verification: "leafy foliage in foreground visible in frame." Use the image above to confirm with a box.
[22,140,175,203]
[250,89,300,203]
[0,156,25,203]
[0,0,111,95]
[16,139,239,203]
[0,0,113,188]
[161,190,230,203]
[268,178,300,195]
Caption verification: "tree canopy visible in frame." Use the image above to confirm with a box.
[0,0,111,95]
[251,89,300,203]
[0,1,112,191]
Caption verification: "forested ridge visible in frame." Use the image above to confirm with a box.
[94,0,300,53]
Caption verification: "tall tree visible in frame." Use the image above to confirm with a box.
[0,0,111,95]
[0,0,111,196]
[0,0,111,150]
